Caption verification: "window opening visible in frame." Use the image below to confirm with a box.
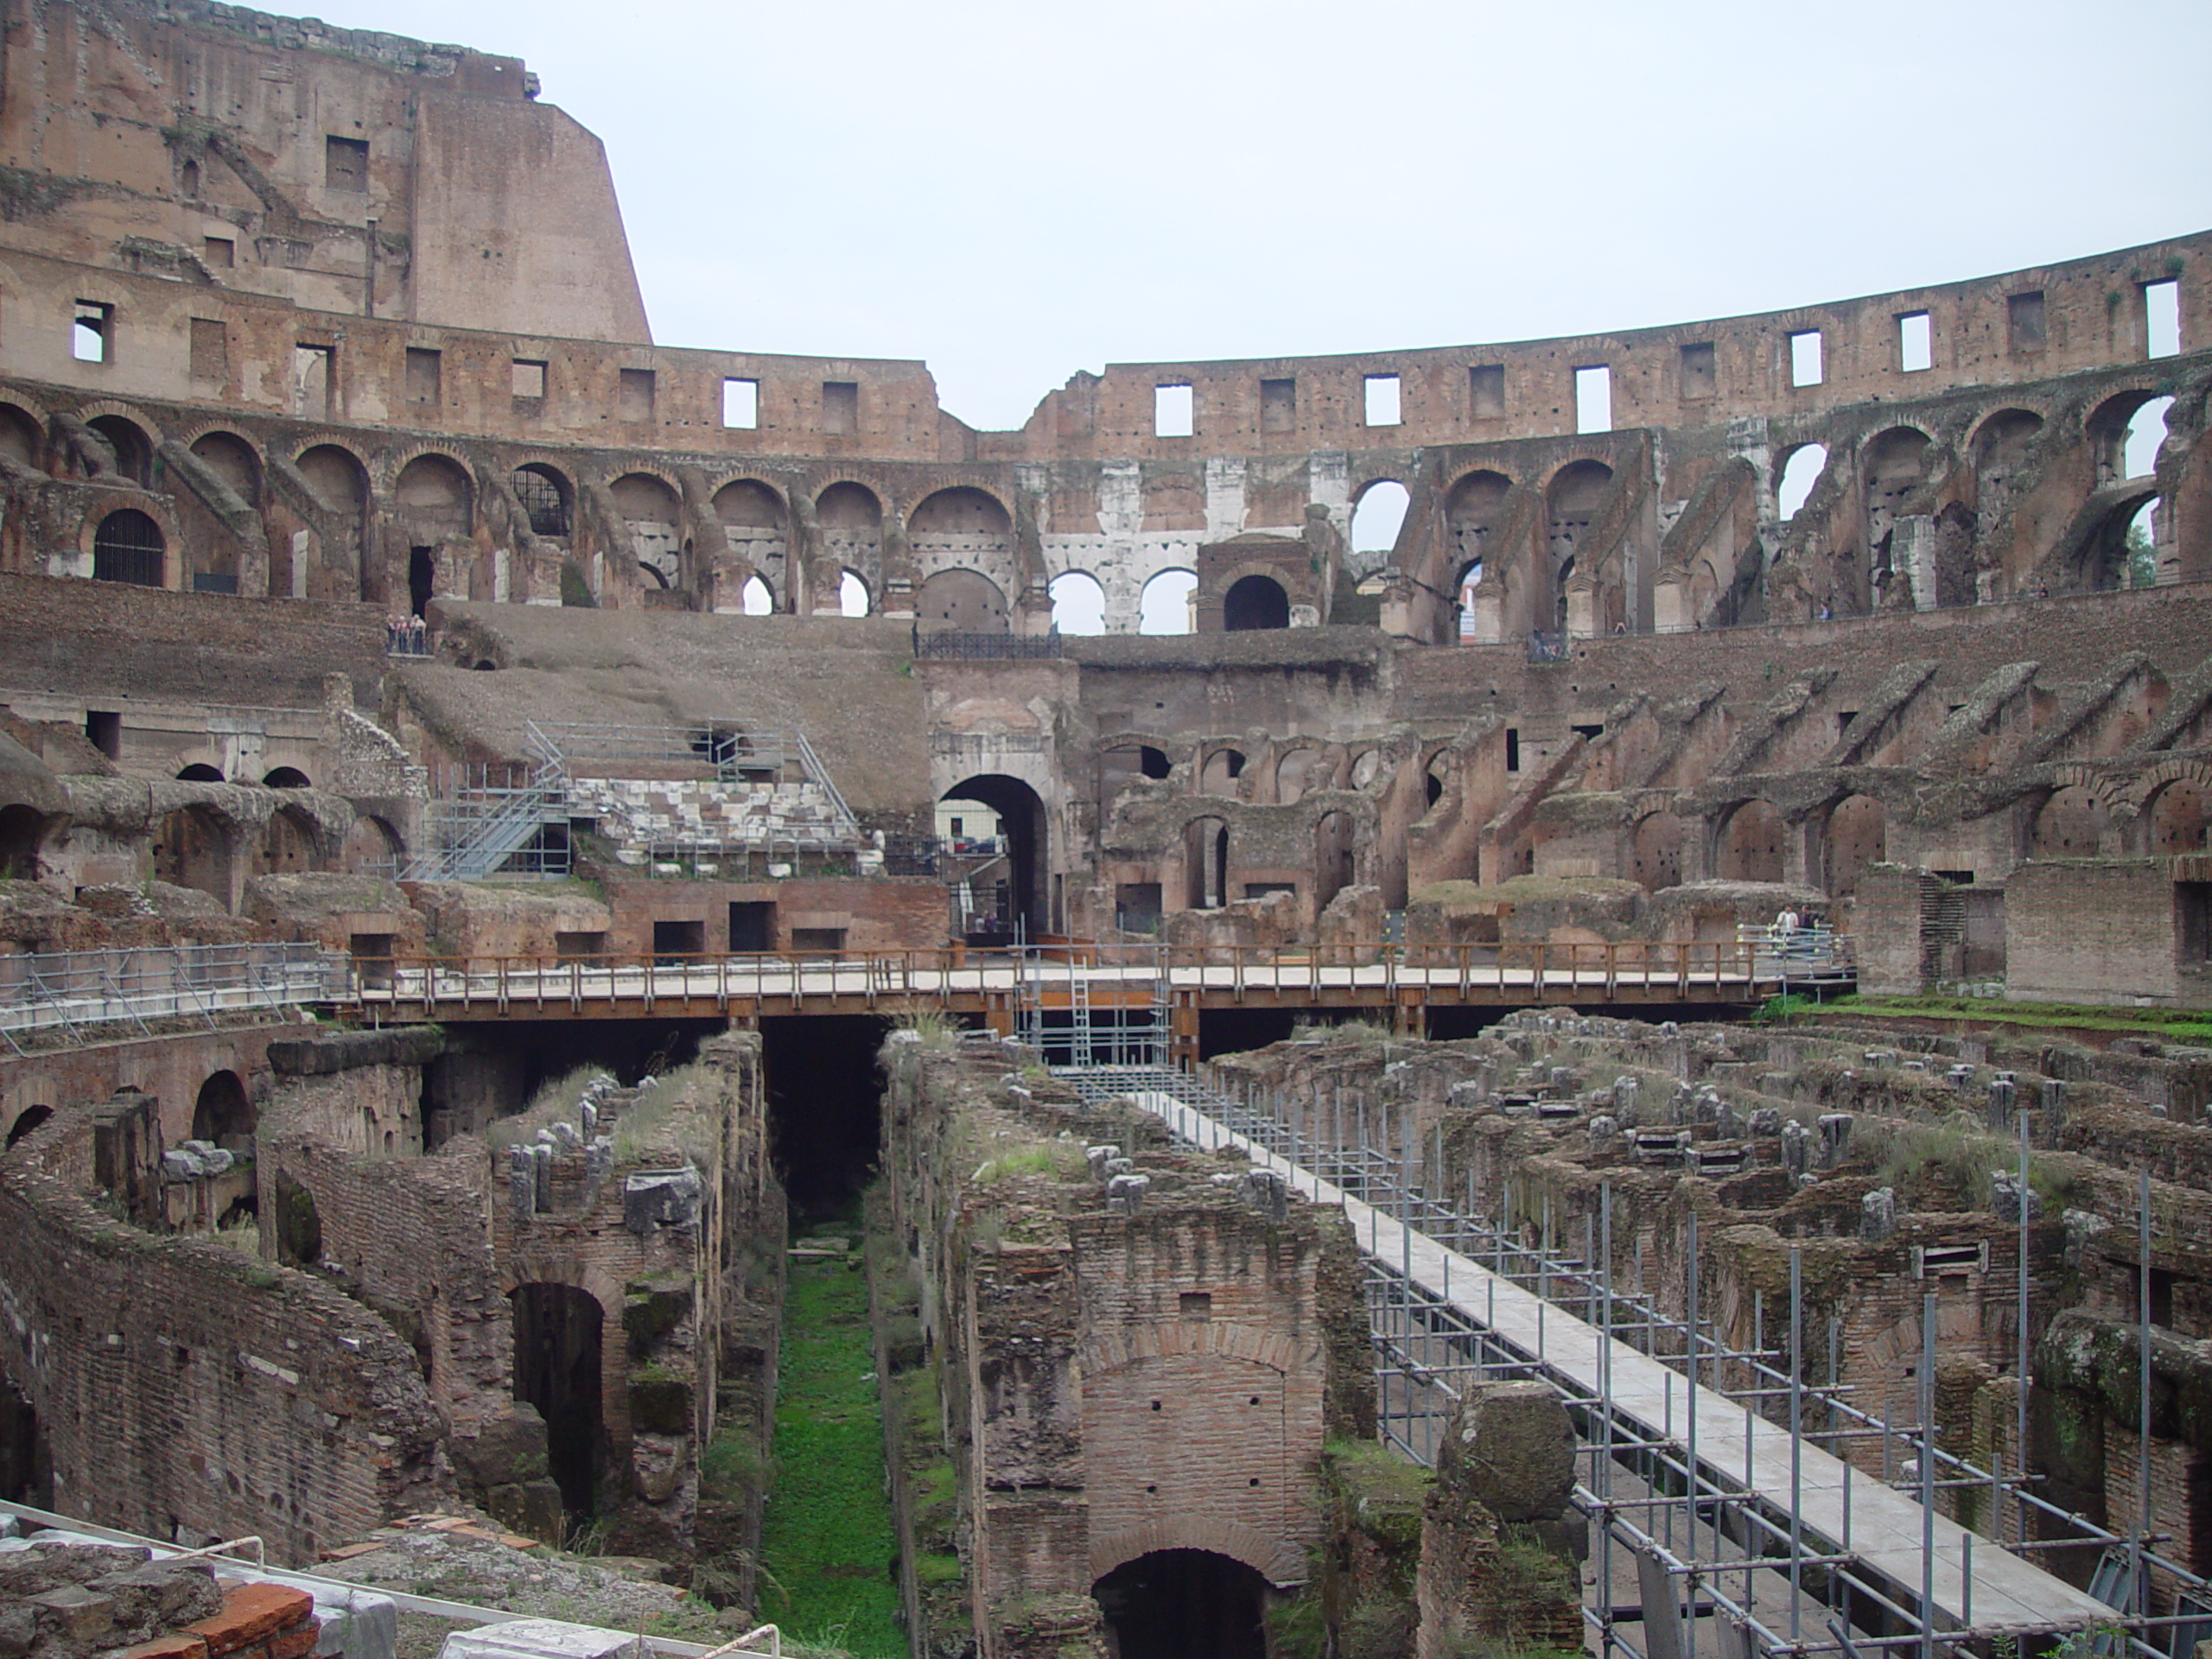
[1789,329,1824,387]
[511,467,569,537]
[1154,384,1193,437]
[2146,280,2182,359]
[293,343,334,420]
[201,237,233,269]
[1680,342,1716,399]
[619,368,655,423]
[1259,377,1294,432]
[1470,364,1505,416]
[822,380,857,435]
[92,510,163,586]
[85,711,120,759]
[324,136,368,192]
[1574,365,1611,434]
[404,347,441,404]
[512,359,547,402]
[73,302,111,364]
[1898,311,1932,372]
[722,378,759,429]
[1505,728,1521,772]
[1363,373,1402,427]
[2007,291,2046,353]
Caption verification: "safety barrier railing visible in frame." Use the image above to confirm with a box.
[0,943,350,1047]
[349,936,1805,1016]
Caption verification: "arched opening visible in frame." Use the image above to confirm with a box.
[0,804,49,880]
[1277,749,1314,805]
[1716,800,1785,883]
[1350,480,1409,558]
[1970,410,2044,530]
[741,575,773,615]
[298,443,368,514]
[611,473,683,590]
[1140,747,1171,779]
[88,416,154,488]
[912,489,1014,627]
[2075,490,2161,592]
[711,480,788,611]
[1454,558,1485,639]
[1221,573,1288,632]
[190,431,261,504]
[1140,569,1196,635]
[943,773,1048,938]
[192,1071,255,1153]
[1186,816,1229,910]
[297,443,371,599]
[1199,749,1245,796]
[2032,785,2109,856]
[2146,779,2211,855]
[1446,471,1511,610]
[510,1283,605,1523]
[1777,443,1828,520]
[1092,1549,1268,1659]
[1350,749,1382,791]
[1049,570,1107,634]
[396,454,473,543]
[92,508,164,587]
[838,569,870,617]
[262,766,311,789]
[917,568,1008,633]
[1546,461,1613,634]
[811,483,878,600]
[2088,393,2176,486]
[0,404,43,469]
[153,804,233,904]
[1825,794,1887,898]
[5,1103,54,1148]
[1863,428,1933,600]
[511,463,573,537]
[1632,810,1684,892]
[176,763,224,783]
[1314,810,1355,910]
[343,814,403,875]
[256,804,319,875]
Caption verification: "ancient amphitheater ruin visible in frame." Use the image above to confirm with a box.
[0,5,2209,1659]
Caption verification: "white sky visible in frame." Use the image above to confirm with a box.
[306,0,2211,434]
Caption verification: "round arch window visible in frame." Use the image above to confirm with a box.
[92,508,164,586]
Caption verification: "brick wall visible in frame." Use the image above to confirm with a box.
[2007,860,2183,1003]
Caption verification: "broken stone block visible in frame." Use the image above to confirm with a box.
[1241,1167,1288,1222]
[1782,1121,1808,1176]
[1990,1169,2041,1224]
[1106,1173,1148,1216]
[1747,1107,1782,1137]
[1085,1144,1119,1181]
[1438,1380,1574,1522]
[623,1167,702,1233]
[1860,1186,1897,1243]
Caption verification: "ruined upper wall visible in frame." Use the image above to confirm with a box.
[0,0,649,342]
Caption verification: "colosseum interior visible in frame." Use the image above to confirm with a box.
[0,6,2209,1659]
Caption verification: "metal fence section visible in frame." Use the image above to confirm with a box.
[0,943,349,1047]
[1052,1064,2171,1659]
[912,626,1063,660]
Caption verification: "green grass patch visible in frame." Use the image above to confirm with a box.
[1805,994,2212,1044]
[760,1206,904,1659]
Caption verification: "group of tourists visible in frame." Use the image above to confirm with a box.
[385,613,429,655]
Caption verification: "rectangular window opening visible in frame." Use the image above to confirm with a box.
[1898,311,1933,372]
[1505,727,1521,772]
[512,359,547,401]
[1154,383,1193,437]
[728,901,774,952]
[2181,882,2212,968]
[555,931,607,962]
[1573,365,1611,435]
[85,711,120,760]
[1259,377,1294,433]
[619,367,656,423]
[73,301,111,364]
[790,926,848,954]
[1363,373,1402,428]
[201,236,234,270]
[1789,329,1824,388]
[2008,291,2047,353]
[722,377,759,429]
[822,379,857,435]
[1179,1291,1212,1320]
[292,342,334,420]
[188,317,227,385]
[2146,279,2182,360]
[324,135,369,193]
[652,918,705,963]
[1680,343,1716,400]
[404,346,441,405]
[1470,364,1505,416]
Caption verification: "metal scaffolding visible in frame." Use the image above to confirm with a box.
[1054,1060,2201,1659]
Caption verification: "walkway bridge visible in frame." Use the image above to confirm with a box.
[1049,1059,2188,1659]
[348,938,1843,1056]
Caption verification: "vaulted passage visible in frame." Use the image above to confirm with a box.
[510,1282,605,1522]
[760,1014,893,1216]
[0,1369,51,1507]
[1093,1549,1268,1659]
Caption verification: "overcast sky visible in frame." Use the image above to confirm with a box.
[307,0,2210,434]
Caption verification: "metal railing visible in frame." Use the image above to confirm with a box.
[404,721,570,881]
[913,626,1063,659]
[347,936,1799,1019]
[0,943,349,1047]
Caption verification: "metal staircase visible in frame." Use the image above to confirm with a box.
[402,722,571,881]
